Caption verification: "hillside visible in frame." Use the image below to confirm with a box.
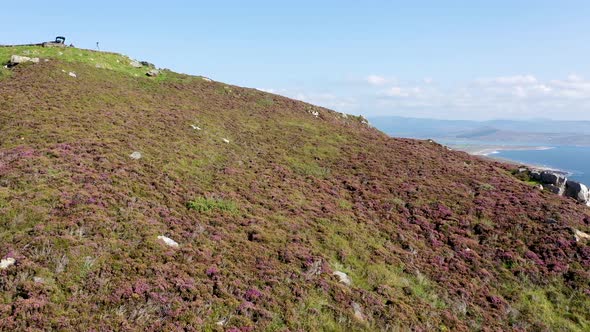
[1,46,590,331]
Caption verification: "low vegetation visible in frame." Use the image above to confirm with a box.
[0,45,589,330]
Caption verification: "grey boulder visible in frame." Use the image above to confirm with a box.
[565,180,590,203]
[146,69,160,77]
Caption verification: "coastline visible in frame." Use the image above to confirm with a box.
[448,144,571,176]
[459,145,554,157]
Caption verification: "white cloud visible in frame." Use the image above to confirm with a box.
[366,75,390,86]
[476,75,537,85]
[372,74,590,119]
[383,86,422,98]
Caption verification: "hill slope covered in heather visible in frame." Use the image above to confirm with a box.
[1,46,590,331]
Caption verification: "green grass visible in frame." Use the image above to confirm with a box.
[256,97,274,107]
[186,197,238,214]
[0,45,169,79]
[286,156,331,178]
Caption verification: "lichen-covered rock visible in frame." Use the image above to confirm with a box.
[130,60,142,68]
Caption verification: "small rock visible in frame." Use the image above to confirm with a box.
[30,58,40,63]
[44,59,49,62]
[130,60,142,68]
[68,72,77,78]
[33,277,45,283]
[158,235,179,248]
[190,125,201,130]
[536,184,544,190]
[0,257,15,269]
[146,69,160,77]
[129,151,142,160]
[333,271,352,286]
[201,77,212,82]
[352,302,364,321]
[222,138,230,144]
[311,110,319,117]
[574,229,590,242]
[9,55,31,65]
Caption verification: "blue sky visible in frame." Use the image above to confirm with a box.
[4,1,590,120]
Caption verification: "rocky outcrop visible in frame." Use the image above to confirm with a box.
[521,168,590,206]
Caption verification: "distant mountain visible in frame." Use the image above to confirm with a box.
[370,116,590,146]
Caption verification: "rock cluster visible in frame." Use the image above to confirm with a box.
[526,168,590,206]
[9,55,40,66]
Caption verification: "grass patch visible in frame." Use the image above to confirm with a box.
[286,157,330,178]
[256,97,274,107]
[186,197,238,214]
[0,45,168,79]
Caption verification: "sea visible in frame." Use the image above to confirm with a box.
[490,146,590,185]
